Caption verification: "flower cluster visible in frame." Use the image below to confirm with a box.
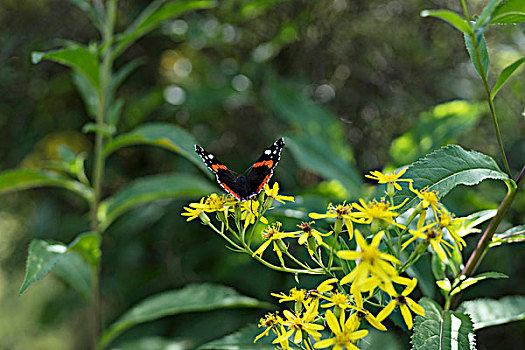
[183,169,470,349]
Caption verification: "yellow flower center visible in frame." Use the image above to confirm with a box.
[289,316,304,330]
[289,288,307,302]
[330,292,348,306]
[262,222,282,240]
[361,246,379,262]
[333,204,350,217]
[205,194,227,210]
[420,189,439,208]
[335,333,353,345]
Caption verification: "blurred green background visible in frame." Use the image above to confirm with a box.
[0,0,524,349]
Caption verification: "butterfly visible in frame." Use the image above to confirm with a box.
[195,138,285,201]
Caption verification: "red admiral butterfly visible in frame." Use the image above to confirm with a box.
[195,138,285,201]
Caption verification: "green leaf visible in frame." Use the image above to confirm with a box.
[103,123,210,175]
[68,232,101,266]
[54,251,92,300]
[98,173,215,229]
[32,45,100,89]
[475,0,504,29]
[452,209,497,238]
[411,298,476,350]
[285,135,362,197]
[20,240,68,294]
[19,232,100,296]
[72,72,98,119]
[114,337,194,350]
[450,272,508,296]
[0,169,94,203]
[491,57,525,98]
[198,324,283,350]
[393,145,509,213]
[490,224,525,247]
[420,10,472,35]
[490,0,525,24]
[464,33,489,78]
[458,296,525,330]
[99,284,271,349]
[114,0,217,55]
[109,58,146,95]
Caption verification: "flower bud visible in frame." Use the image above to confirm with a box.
[199,212,211,225]
[334,218,343,234]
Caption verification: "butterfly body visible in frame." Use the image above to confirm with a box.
[195,138,285,201]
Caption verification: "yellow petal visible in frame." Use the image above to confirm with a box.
[366,313,387,331]
[406,297,426,316]
[322,310,340,334]
[376,300,396,321]
[337,250,362,260]
[314,338,336,349]
[400,304,413,329]
[371,231,384,248]
[354,229,368,249]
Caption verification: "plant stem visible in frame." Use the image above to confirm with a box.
[91,2,116,348]
[449,166,523,309]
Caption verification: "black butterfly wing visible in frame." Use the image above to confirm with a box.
[195,145,242,200]
[245,138,285,198]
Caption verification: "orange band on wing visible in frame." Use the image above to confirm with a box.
[220,182,241,200]
[253,160,273,168]
[256,173,272,194]
[212,164,228,172]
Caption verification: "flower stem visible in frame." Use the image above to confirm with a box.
[449,166,523,309]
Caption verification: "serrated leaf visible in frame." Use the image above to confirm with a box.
[490,0,525,24]
[490,224,525,247]
[32,45,100,89]
[114,0,216,55]
[286,135,362,197]
[0,169,94,203]
[20,240,68,294]
[411,298,476,350]
[19,232,100,296]
[458,296,525,330]
[197,324,288,349]
[491,57,525,98]
[98,173,215,230]
[393,145,509,213]
[99,284,271,349]
[103,123,210,175]
[465,33,489,78]
[420,10,472,35]
[450,272,508,296]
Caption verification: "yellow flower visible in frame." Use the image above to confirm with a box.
[409,182,441,219]
[337,230,400,294]
[352,198,406,228]
[317,278,339,293]
[346,292,387,331]
[314,309,368,350]
[254,312,283,342]
[402,223,454,262]
[240,199,268,228]
[291,221,332,256]
[376,278,425,330]
[317,290,351,309]
[181,202,205,222]
[190,193,233,214]
[275,298,325,344]
[309,203,362,239]
[438,211,466,249]
[271,287,307,305]
[252,222,294,258]
[264,182,295,204]
[365,168,412,191]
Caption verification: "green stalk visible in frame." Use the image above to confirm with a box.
[460,0,511,177]
[91,2,117,348]
[449,166,523,309]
